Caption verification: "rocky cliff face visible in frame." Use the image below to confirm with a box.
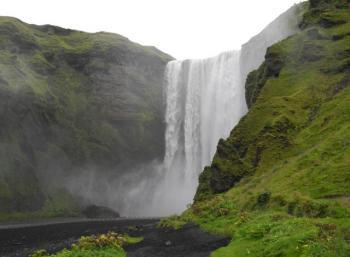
[240,4,302,106]
[0,17,172,217]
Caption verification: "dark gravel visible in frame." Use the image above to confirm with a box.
[0,219,230,257]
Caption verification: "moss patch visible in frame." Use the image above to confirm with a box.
[30,232,143,257]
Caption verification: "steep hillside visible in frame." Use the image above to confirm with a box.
[164,1,350,256]
[0,17,172,219]
[239,3,302,89]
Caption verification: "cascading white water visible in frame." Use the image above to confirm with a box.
[146,51,246,215]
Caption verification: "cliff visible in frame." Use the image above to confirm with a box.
[239,3,302,99]
[166,1,350,256]
[0,17,172,218]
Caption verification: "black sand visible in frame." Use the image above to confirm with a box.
[0,219,229,257]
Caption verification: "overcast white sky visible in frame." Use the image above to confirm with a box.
[1,0,302,59]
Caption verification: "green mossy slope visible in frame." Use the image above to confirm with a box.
[196,0,350,202]
[179,0,350,256]
[0,17,172,218]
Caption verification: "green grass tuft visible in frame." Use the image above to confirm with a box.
[29,232,143,257]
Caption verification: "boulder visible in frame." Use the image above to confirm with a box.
[82,205,120,219]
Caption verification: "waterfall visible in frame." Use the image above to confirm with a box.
[164,52,245,177]
[148,51,246,215]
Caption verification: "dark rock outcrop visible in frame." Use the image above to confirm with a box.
[82,205,120,219]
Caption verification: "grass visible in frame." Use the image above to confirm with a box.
[212,216,350,257]
[29,232,143,257]
[159,215,189,230]
[163,194,350,257]
[33,247,126,257]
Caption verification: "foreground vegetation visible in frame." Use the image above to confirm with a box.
[30,232,142,257]
[162,0,350,256]
[162,194,350,257]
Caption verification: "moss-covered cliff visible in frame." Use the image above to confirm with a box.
[168,0,350,256]
[0,17,172,218]
[196,0,350,202]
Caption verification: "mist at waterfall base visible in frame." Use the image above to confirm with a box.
[63,5,300,217]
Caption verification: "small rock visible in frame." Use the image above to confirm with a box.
[165,240,172,246]
[82,205,120,219]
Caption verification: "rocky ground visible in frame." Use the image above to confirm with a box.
[0,219,229,257]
